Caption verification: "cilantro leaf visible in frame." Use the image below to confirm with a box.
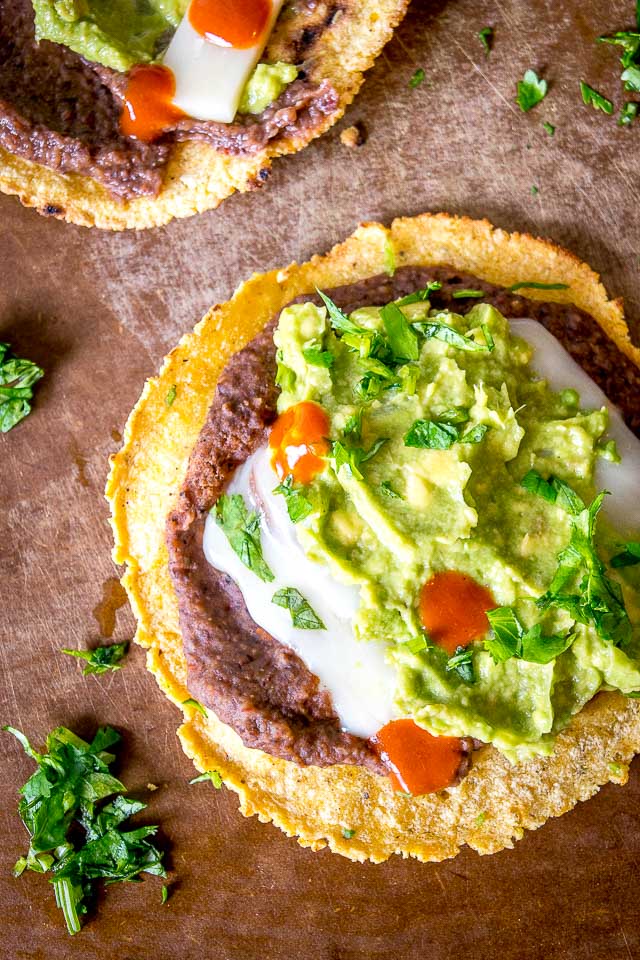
[0,343,44,433]
[508,281,569,292]
[302,345,334,368]
[342,827,356,839]
[381,302,419,361]
[485,609,573,664]
[61,642,128,676]
[272,587,325,629]
[446,646,476,683]
[395,281,442,306]
[189,770,223,788]
[405,418,489,450]
[214,493,274,582]
[619,101,639,125]
[414,320,490,352]
[611,542,640,568]
[380,479,402,499]
[331,437,387,478]
[405,419,459,450]
[409,67,425,88]
[316,289,364,337]
[273,475,314,523]
[3,725,165,935]
[520,470,585,515]
[580,81,614,113]
[478,26,493,56]
[344,409,363,440]
[165,384,177,407]
[182,697,208,717]
[516,69,548,111]
[543,121,555,135]
[622,63,640,91]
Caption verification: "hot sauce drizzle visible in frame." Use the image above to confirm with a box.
[269,402,330,484]
[188,0,271,47]
[372,719,466,795]
[120,64,185,141]
[419,570,495,656]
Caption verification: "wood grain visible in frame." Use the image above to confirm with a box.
[1,0,639,957]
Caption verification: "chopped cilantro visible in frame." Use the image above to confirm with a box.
[452,289,485,299]
[214,493,274,582]
[409,67,425,88]
[380,479,402,499]
[531,184,539,196]
[516,69,548,111]
[478,26,493,56]
[161,884,169,904]
[485,608,574,664]
[395,281,442,307]
[446,646,476,683]
[405,418,489,450]
[622,64,640,91]
[189,770,223,788]
[272,587,325,629]
[414,319,492,352]
[182,697,208,718]
[619,101,639,125]
[508,281,569,292]
[331,437,388,479]
[273,474,314,523]
[475,812,487,827]
[342,828,356,839]
[344,409,363,441]
[302,345,334,368]
[381,302,419,361]
[580,81,614,114]
[610,542,640,568]
[406,634,428,654]
[609,761,624,777]
[3,724,165,936]
[383,236,396,277]
[520,469,585,514]
[61,642,128,676]
[0,342,44,433]
[165,384,177,407]
[543,121,555,135]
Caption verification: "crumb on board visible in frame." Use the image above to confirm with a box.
[340,123,367,148]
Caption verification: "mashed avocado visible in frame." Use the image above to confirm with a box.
[239,62,298,115]
[32,0,187,72]
[273,294,640,761]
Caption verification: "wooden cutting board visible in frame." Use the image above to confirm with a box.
[1,1,639,957]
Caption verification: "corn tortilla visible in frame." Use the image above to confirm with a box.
[0,0,409,230]
[106,212,640,862]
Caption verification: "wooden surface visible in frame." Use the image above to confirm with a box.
[1,1,640,957]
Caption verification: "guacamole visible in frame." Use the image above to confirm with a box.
[32,0,187,72]
[273,296,640,762]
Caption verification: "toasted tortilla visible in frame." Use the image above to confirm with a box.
[0,0,408,230]
[107,212,640,862]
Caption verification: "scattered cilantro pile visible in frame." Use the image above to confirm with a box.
[582,5,640,125]
[3,725,165,935]
[0,342,44,433]
[61,641,128,675]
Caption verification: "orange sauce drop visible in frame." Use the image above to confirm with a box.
[372,719,465,795]
[269,402,330,484]
[419,570,495,656]
[189,0,271,47]
[120,64,185,142]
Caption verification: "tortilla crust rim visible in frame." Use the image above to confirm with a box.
[0,0,409,230]
[106,211,640,863]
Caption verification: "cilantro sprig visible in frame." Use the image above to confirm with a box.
[214,493,274,582]
[61,642,128,675]
[0,343,44,433]
[521,471,632,646]
[3,725,165,935]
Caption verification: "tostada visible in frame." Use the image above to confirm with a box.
[107,213,640,862]
[0,0,408,228]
